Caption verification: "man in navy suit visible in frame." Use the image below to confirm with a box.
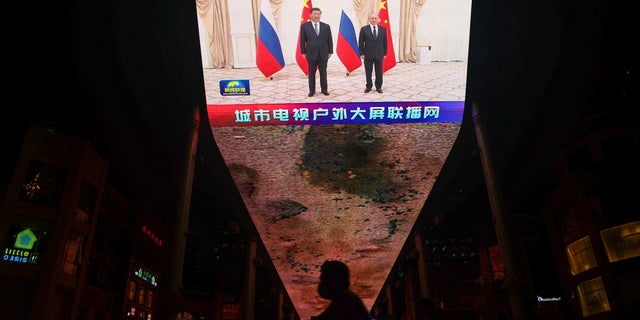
[300,7,333,97]
[359,13,387,93]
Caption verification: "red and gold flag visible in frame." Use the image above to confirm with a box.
[378,1,396,73]
[295,0,313,75]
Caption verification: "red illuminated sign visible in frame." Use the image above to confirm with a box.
[141,225,162,246]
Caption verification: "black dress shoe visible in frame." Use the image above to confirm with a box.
[308,92,315,97]
[364,88,372,93]
[322,91,329,96]
[376,89,383,93]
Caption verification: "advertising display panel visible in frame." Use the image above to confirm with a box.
[198,1,472,318]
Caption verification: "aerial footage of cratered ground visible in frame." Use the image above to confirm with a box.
[211,122,460,319]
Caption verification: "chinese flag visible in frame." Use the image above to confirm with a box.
[295,0,313,75]
[378,1,396,73]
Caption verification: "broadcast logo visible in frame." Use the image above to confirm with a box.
[220,79,250,96]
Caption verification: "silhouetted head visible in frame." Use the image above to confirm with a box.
[318,260,351,300]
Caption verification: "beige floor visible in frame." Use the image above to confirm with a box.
[203,61,468,105]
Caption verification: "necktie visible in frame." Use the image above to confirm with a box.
[373,26,377,39]
[314,23,319,36]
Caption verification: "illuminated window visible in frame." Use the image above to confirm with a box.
[146,290,154,308]
[61,230,84,276]
[577,277,611,317]
[137,286,146,305]
[19,160,67,208]
[566,236,598,275]
[177,312,193,320]
[600,221,640,262]
[126,280,136,301]
[488,245,505,281]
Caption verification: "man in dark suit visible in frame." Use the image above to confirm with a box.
[300,7,333,97]
[359,13,387,93]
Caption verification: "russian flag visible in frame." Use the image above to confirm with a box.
[336,0,361,74]
[256,0,285,78]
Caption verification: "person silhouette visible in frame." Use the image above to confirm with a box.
[314,260,370,320]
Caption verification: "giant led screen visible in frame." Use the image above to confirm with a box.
[198,0,472,318]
